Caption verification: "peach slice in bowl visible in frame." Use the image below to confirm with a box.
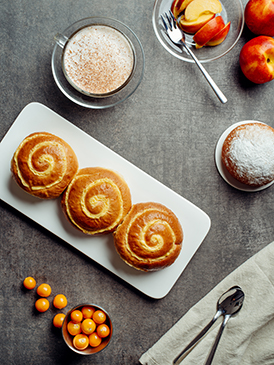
[206,21,231,46]
[184,0,222,22]
[171,0,194,18]
[193,15,225,47]
[180,13,215,34]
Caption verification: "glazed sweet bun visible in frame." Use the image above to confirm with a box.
[11,132,79,199]
[222,122,274,187]
[113,202,183,272]
[61,167,132,235]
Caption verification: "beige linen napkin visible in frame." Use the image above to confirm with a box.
[139,241,274,365]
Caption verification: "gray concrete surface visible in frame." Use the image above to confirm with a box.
[1,0,273,364]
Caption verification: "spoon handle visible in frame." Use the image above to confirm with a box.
[173,309,222,365]
[204,314,230,365]
[179,42,227,104]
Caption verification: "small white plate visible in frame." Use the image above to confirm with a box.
[0,103,211,299]
[215,120,274,192]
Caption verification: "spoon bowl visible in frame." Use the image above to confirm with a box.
[217,285,244,316]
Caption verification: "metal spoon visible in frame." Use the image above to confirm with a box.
[173,286,244,365]
[204,286,244,365]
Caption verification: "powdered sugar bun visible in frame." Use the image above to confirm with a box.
[113,202,183,272]
[222,122,274,187]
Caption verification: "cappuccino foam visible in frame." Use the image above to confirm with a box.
[63,25,134,95]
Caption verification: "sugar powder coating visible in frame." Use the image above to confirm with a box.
[222,123,274,186]
[63,25,134,95]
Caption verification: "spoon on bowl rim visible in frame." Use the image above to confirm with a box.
[173,286,245,365]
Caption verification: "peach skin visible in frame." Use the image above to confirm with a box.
[193,16,225,47]
[239,35,274,84]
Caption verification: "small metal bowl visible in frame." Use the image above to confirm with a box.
[62,303,113,355]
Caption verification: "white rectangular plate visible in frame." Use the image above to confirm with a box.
[0,103,211,299]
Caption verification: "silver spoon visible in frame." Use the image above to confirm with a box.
[205,286,244,365]
[173,286,244,365]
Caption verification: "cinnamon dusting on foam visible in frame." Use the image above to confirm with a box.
[63,25,134,95]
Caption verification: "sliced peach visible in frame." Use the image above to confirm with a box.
[171,0,180,18]
[185,0,222,22]
[193,16,225,48]
[180,13,215,34]
[171,0,194,18]
[206,22,231,46]
[178,0,194,11]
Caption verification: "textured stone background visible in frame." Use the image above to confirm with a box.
[0,0,273,364]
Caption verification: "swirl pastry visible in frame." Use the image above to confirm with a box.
[222,123,274,187]
[61,167,132,235]
[113,202,183,272]
[11,132,79,199]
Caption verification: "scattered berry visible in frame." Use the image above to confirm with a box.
[37,283,52,297]
[23,276,36,290]
[53,313,65,328]
[35,298,50,312]
[53,294,67,309]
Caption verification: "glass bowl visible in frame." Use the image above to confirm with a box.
[52,17,145,109]
[62,303,113,355]
[152,0,244,63]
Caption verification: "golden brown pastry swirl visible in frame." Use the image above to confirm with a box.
[61,167,132,235]
[11,132,79,199]
[113,202,183,272]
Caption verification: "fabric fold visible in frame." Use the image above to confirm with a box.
[139,241,274,365]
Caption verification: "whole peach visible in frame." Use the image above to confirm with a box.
[239,36,274,84]
[245,0,274,36]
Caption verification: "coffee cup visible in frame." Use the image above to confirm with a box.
[54,17,136,98]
